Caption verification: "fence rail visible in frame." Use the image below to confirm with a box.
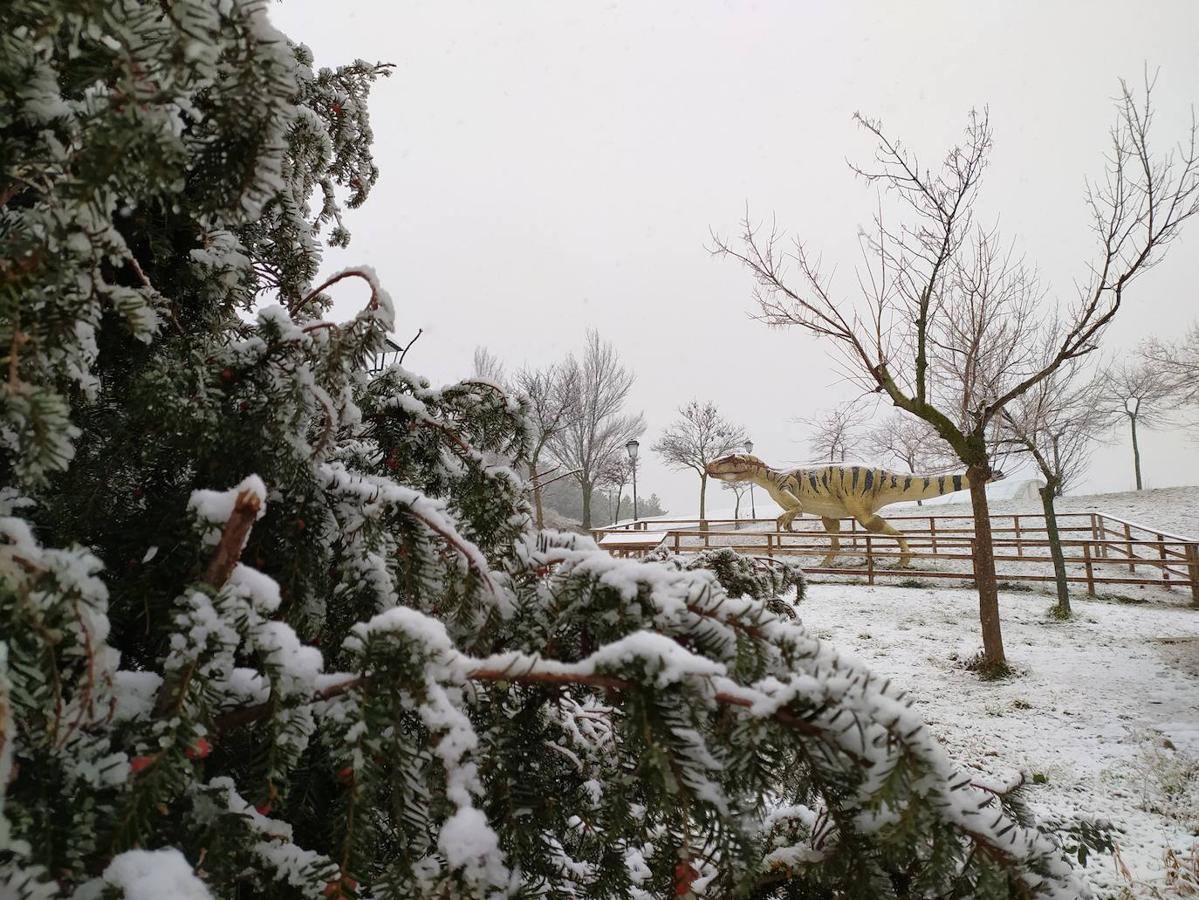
[592,510,1199,605]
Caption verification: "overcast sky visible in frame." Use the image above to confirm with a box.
[271,0,1199,516]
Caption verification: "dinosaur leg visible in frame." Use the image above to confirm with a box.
[855,512,912,567]
[774,490,803,532]
[819,516,841,567]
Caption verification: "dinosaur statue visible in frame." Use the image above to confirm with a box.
[705,453,975,567]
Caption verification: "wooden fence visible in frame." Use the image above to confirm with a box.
[592,511,1199,606]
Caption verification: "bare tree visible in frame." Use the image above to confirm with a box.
[653,400,746,527]
[515,361,580,528]
[799,405,868,463]
[471,345,507,384]
[721,479,752,528]
[547,331,644,530]
[1096,359,1177,490]
[864,412,956,505]
[1000,358,1105,616]
[1141,321,1199,409]
[712,76,1199,673]
[594,454,634,525]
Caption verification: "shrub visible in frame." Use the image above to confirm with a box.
[648,546,806,614]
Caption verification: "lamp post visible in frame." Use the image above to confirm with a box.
[625,438,639,526]
[745,439,756,520]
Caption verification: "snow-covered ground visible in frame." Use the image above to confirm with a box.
[796,582,1199,896]
[653,486,1199,894]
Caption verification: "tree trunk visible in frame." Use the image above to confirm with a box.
[614,485,624,525]
[1130,415,1143,490]
[1040,482,1071,617]
[967,465,1007,674]
[531,453,545,529]
[699,473,708,531]
[581,479,592,530]
[733,491,741,529]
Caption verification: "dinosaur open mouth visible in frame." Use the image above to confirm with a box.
[709,468,747,482]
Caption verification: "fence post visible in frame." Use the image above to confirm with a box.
[850,517,858,549]
[1160,534,1170,587]
[766,533,773,558]
[1082,541,1095,597]
[1124,522,1135,573]
[866,535,874,585]
[1186,543,1199,608]
[929,517,938,553]
[1014,515,1022,557]
[673,532,680,553]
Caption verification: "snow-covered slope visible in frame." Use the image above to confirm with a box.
[686,485,1199,541]
[910,485,1199,541]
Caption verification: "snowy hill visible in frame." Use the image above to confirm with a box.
[914,484,1199,541]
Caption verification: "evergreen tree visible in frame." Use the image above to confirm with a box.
[2,3,1088,898]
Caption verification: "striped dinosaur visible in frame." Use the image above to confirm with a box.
[705,453,975,567]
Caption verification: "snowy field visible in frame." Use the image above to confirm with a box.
[796,583,1199,896]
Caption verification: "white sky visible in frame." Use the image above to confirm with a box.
[271,0,1199,515]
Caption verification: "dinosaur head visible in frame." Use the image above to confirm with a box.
[705,453,766,483]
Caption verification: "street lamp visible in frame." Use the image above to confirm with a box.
[625,439,640,525]
[744,439,756,519]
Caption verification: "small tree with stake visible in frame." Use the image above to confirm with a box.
[721,479,752,527]
[713,76,1199,675]
[1096,359,1177,490]
[652,400,746,528]
[1000,359,1105,617]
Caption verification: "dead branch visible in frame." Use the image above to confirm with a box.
[290,268,382,320]
[530,467,581,490]
[202,489,263,588]
[396,328,422,366]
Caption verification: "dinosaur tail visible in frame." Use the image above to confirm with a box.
[881,471,969,504]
